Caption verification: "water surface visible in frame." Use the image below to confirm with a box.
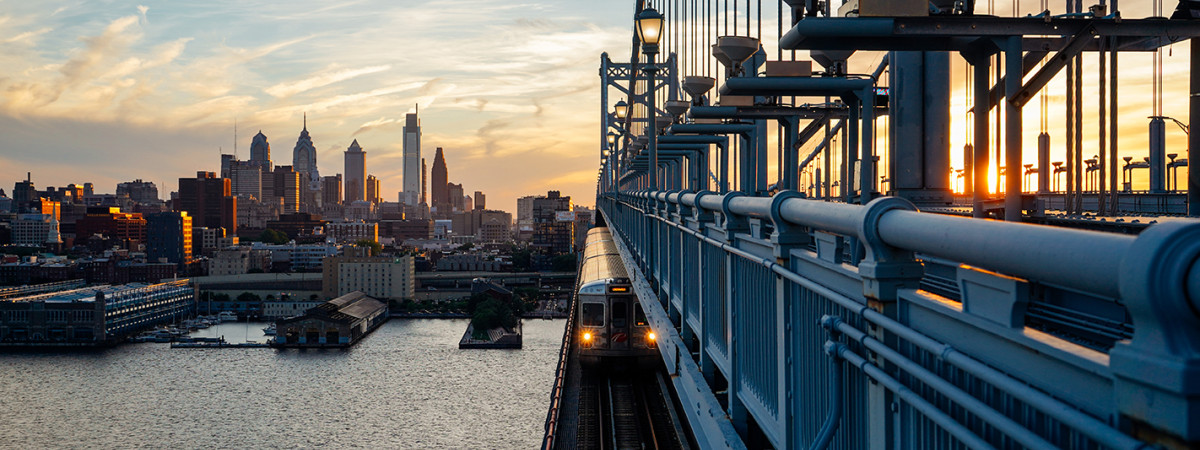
[0,319,564,449]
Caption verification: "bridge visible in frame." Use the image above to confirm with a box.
[547,1,1200,448]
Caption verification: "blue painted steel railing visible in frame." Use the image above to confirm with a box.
[600,189,1200,449]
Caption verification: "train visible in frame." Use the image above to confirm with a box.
[575,227,659,363]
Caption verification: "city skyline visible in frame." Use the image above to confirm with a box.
[0,1,632,214]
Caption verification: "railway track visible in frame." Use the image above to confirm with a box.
[575,369,685,450]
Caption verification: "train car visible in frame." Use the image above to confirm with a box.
[576,227,658,364]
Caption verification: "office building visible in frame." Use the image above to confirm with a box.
[322,175,343,206]
[321,251,415,300]
[11,214,61,247]
[177,171,237,234]
[402,112,421,206]
[447,183,464,213]
[146,211,192,265]
[292,114,321,201]
[326,220,378,244]
[230,161,262,199]
[532,191,573,254]
[344,140,366,203]
[115,180,160,205]
[272,165,301,213]
[366,175,381,204]
[12,173,36,211]
[474,191,485,211]
[430,147,448,215]
[74,207,146,245]
[249,131,272,172]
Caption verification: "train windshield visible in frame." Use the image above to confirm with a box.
[581,303,605,327]
[634,303,647,327]
[612,300,627,327]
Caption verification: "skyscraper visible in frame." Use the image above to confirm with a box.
[12,173,35,212]
[273,165,300,213]
[474,191,485,211]
[322,175,343,206]
[421,158,427,205]
[366,175,381,204]
[344,140,366,203]
[431,147,448,214]
[292,114,321,190]
[402,111,421,206]
[447,183,464,212]
[230,161,262,199]
[249,131,272,172]
[177,172,237,234]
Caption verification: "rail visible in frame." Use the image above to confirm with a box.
[600,188,1200,448]
[541,259,582,450]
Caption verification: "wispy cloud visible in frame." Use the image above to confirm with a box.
[2,27,51,44]
[266,64,391,98]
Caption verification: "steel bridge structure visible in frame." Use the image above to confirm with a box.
[591,0,1200,448]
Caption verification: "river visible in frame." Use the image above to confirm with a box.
[0,319,564,449]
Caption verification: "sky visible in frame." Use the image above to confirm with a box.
[0,0,634,213]
[0,1,1194,215]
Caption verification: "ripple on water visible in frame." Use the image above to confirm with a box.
[0,319,565,449]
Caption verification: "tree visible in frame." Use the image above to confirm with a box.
[354,240,382,256]
[511,249,532,272]
[236,292,261,303]
[471,298,518,333]
[551,253,577,272]
[257,229,289,245]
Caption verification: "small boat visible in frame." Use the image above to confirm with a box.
[216,311,238,322]
[262,323,277,336]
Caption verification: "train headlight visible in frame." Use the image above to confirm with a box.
[647,332,656,341]
[583,332,592,342]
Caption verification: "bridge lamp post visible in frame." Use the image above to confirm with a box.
[614,100,629,121]
[1053,161,1065,192]
[637,7,664,190]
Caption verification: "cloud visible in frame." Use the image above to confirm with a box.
[265,64,392,98]
[2,27,51,44]
[58,14,141,88]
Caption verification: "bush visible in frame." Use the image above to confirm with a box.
[471,298,518,332]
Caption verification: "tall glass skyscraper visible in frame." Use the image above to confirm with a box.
[402,110,421,206]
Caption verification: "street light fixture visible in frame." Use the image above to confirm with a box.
[636,7,665,189]
[614,100,629,120]
[607,132,617,146]
[636,8,665,54]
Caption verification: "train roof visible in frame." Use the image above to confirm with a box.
[577,226,629,288]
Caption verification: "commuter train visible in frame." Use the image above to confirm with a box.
[575,227,658,363]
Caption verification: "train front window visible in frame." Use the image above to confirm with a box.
[634,303,647,327]
[612,300,627,327]
[581,303,604,327]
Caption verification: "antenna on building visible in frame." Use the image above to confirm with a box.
[303,112,307,131]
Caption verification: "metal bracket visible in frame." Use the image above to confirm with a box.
[720,192,749,234]
[1110,221,1200,441]
[768,190,810,259]
[857,197,925,301]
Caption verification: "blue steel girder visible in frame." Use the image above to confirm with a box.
[780,17,1200,52]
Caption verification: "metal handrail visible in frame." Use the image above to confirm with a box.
[605,193,1161,448]
[541,256,582,450]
